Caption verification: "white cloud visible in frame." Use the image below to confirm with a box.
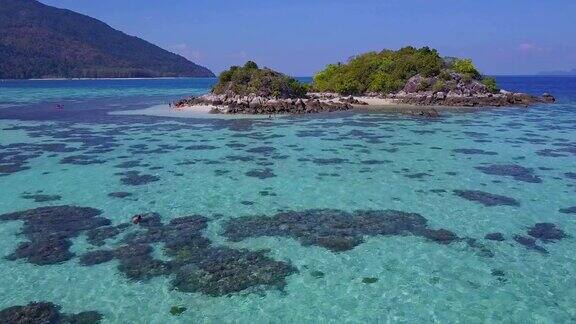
[517,42,540,52]
[170,43,203,62]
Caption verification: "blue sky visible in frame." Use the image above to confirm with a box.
[41,0,576,76]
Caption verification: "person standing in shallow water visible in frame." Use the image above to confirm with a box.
[132,215,143,225]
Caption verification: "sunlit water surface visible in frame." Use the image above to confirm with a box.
[0,77,575,323]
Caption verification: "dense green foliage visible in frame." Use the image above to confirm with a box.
[481,77,499,93]
[313,46,496,95]
[0,0,214,79]
[313,47,445,94]
[452,59,481,79]
[213,61,307,98]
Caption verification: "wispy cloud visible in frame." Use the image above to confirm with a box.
[517,42,541,52]
[170,43,203,62]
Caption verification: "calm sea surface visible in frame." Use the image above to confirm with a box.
[0,76,575,323]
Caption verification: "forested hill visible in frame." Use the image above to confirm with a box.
[0,0,215,79]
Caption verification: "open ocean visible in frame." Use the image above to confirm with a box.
[0,76,575,323]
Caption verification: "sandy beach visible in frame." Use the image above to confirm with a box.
[111,104,272,119]
[114,96,512,120]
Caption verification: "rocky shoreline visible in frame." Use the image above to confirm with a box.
[390,91,555,107]
[173,94,354,115]
[173,72,555,116]
[385,74,555,107]
[173,88,555,117]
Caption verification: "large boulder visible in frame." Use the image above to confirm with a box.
[541,93,556,103]
[249,97,263,109]
[403,75,426,93]
[468,80,488,94]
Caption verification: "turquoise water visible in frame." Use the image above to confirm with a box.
[0,77,575,323]
[0,78,217,105]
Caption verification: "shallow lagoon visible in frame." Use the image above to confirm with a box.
[0,77,575,323]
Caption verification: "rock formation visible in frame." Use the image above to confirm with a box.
[387,73,555,107]
[173,93,353,115]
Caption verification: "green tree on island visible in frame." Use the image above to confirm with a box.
[312,46,499,95]
[213,61,307,98]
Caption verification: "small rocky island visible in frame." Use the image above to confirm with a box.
[174,47,555,115]
[174,61,353,114]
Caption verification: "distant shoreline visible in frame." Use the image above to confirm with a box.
[2,75,576,82]
[0,77,218,81]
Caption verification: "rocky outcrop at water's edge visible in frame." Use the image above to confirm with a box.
[173,94,354,115]
[387,74,556,107]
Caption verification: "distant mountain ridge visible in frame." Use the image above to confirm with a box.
[537,68,576,76]
[0,0,215,79]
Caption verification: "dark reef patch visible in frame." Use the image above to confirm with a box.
[491,269,506,282]
[485,233,505,241]
[559,206,576,214]
[362,277,378,284]
[118,171,160,186]
[0,142,78,176]
[80,250,115,266]
[86,224,129,246]
[453,149,498,156]
[172,246,296,296]
[214,169,230,176]
[536,149,567,158]
[225,155,254,162]
[114,160,147,169]
[185,145,218,151]
[0,163,31,175]
[475,164,542,183]
[0,302,102,324]
[312,158,348,165]
[259,190,277,197]
[404,172,432,179]
[514,223,567,253]
[223,209,476,252]
[310,270,325,278]
[453,190,520,207]
[360,159,390,165]
[536,144,576,158]
[527,223,567,242]
[318,172,340,178]
[513,235,548,254]
[226,143,247,148]
[79,214,297,296]
[170,306,187,316]
[21,191,62,203]
[565,172,576,180]
[297,130,326,137]
[60,154,106,165]
[246,146,276,155]
[463,131,489,139]
[108,192,133,199]
[245,168,276,179]
[0,206,109,265]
